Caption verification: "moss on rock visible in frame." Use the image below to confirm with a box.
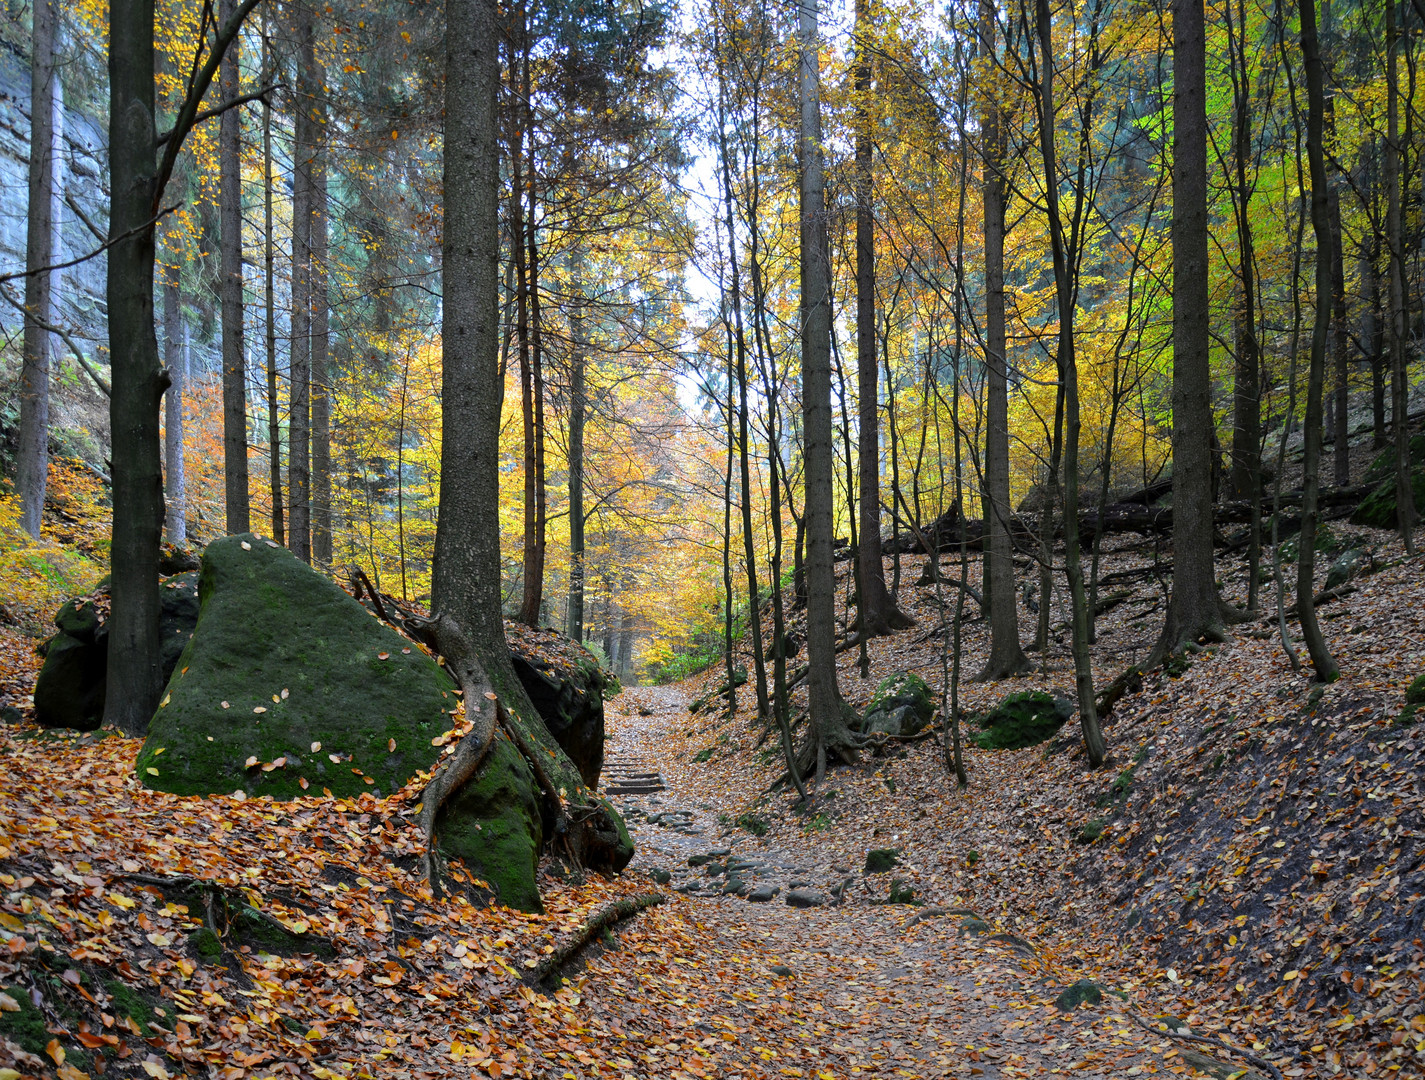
[974,691,1075,750]
[138,536,456,799]
[862,671,935,737]
[436,734,543,912]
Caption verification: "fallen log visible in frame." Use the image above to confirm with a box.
[525,893,666,988]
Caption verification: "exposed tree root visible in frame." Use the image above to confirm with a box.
[1125,1009,1283,1080]
[524,893,666,989]
[407,614,503,893]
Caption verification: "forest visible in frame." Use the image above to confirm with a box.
[0,0,1424,1075]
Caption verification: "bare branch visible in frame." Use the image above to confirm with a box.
[0,287,111,397]
[155,82,281,147]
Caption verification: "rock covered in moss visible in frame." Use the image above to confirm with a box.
[974,691,1074,750]
[137,535,457,800]
[435,733,543,911]
[1351,434,1425,528]
[861,671,935,737]
[35,572,200,731]
[508,627,610,789]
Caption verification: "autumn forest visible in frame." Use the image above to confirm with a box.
[1,0,1424,1075]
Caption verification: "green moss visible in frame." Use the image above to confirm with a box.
[1077,818,1107,844]
[0,982,56,1058]
[864,847,899,874]
[103,977,155,1036]
[735,812,769,836]
[975,692,1074,750]
[887,879,917,904]
[1054,979,1104,1011]
[693,747,715,763]
[139,535,457,799]
[436,736,543,912]
[188,927,222,962]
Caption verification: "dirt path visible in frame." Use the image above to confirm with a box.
[567,687,1198,1079]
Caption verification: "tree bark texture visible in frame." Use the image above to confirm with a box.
[163,262,187,544]
[976,0,1029,680]
[19,0,58,539]
[799,0,857,782]
[1154,0,1226,663]
[1385,0,1417,553]
[311,140,332,566]
[1298,0,1341,680]
[854,0,911,641]
[263,23,284,546]
[104,0,167,735]
[219,0,249,534]
[566,245,587,643]
[288,4,316,563]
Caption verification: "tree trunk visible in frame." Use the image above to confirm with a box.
[976,0,1029,680]
[311,136,332,566]
[1033,0,1104,766]
[162,259,187,544]
[1329,174,1351,488]
[1385,0,1417,554]
[566,244,587,643]
[19,0,57,539]
[1152,0,1228,665]
[219,0,249,534]
[799,0,858,785]
[104,0,167,735]
[263,21,284,546]
[288,3,315,563]
[854,0,911,640]
[1297,0,1341,679]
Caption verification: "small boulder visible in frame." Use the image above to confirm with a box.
[35,572,201,731]
[861,671,935,737]
[1054,979,1104,1011]
[975,691,1075,750]
[1351,435,1425,528]
[1325,547,1367,590]
[887,879,916,904]
[864,847,900,874]
[747,885,778,903]
[785,889,828,909]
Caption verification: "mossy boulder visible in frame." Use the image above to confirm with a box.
[1325,547,1368,590]
[864,847,900,874]
[435,733,544,911]
[862,671,935,737]
[1397,673,1425,726]
[34,572,201,731]
[508,628,609,789]
[1351,434,1425,528]
[974,691,1075,750]
[1054,979,1104,1010]
[137,535,457,800]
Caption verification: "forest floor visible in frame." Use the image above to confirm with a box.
[2,498,1423,1079]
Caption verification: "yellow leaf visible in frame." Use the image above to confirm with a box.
[146,767,160,776]
[450,1039,466,1061]
[253,706,267,714]
[57,1065,88,1080]
[0,1067,22,1080]
[311,741,321,752]
[159,694,170,708]
[108,893,136,910]
[143,1062,171,1079]
[0,912,22,930]
[0,992,17,1011]
[1283,970,1299,981]
[146,932,171,947]
[246,756,259,768]
[46,1038,65,1065]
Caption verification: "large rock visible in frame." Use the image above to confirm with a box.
[34,572,200,730]
[861,671,935,737]
[138,536,458,801]
[1351,434,1425,528]
[508,627,609,789]
[974,691,1074,750]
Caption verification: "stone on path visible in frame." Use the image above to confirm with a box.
[786,889,828,909]
[747,885,778,903]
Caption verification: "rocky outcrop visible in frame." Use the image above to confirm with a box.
[974,691,1075,750]
[34,572,200,730]
[507,627,610,790]
[861,672,935,737]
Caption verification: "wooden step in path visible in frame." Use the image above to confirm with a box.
[601,757,667,797]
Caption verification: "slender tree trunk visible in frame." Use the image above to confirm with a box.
[854,0,910,640]
[288,3,315,562]
[1329,178,1351,487]
[1152,0,1229,665]
[566,245,587,643]
[311,121,332,566]
[219,0,248,533]
[1298,0,1341,679]
[19,0,57,539]
[163,258,187,544]
[518,138,548,624]
[799,0,857,784]
[104,0,166,734]
[1386,0,1417,553]
[976,0,1029,679]
[1033,0,1104,766]
[263,22,284,546]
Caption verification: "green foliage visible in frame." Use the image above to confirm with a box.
[1077,818,1107,844]
[1054,980,1105,1011]
[864,847,900,874]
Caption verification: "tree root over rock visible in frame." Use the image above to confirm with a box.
[524,893,666,989]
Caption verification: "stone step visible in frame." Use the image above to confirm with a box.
[606,783,665,795]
